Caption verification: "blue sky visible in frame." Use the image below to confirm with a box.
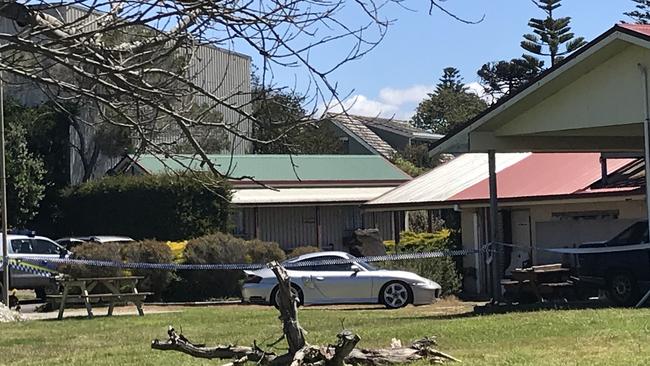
[248,0,633,120]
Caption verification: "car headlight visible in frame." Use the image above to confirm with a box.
[412,281,433,287]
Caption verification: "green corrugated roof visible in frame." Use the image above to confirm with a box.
[131,154,410,182]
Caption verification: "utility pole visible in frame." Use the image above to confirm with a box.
[1,71,8,306]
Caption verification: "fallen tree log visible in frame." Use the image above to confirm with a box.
[151,328,457,365]
[151,261,459,365]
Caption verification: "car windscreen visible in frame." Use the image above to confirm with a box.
[608,221,649,246]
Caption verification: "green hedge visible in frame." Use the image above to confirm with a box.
[120,240,174,301]
[60,174,231,241]
[168,233,286,301]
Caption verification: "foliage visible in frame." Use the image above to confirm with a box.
[406,211,446,234]
[93,124,133,157]
[166,241,188,263]
[59,242,124,278]
[384,230,451,253]
[60,174,231,241]
[251,77,344,154]
[288,246,321,258]
[626,0,650,24]
[177,233,248,300]
[411,67,487,134]
[120,240,174,301]
[399,144,437,171]
[245,239,286,264]
[521,0,586,66]
[382,230,461,296]
[477,56,545,102]
[175,233,285,301]
[21,105,71,234]
[389,154,427,177]
[3,99,47,227]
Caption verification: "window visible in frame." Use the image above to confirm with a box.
[11,239,33,254]
[32,239,61,255]
[292,256,354,271]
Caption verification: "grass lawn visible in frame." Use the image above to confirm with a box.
[2,304,650,365]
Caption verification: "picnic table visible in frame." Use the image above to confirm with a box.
[47,276,152,320]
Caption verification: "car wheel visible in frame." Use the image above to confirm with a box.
[380,281,412,309]
[607,272,639,306]
[35,288,47,300]
[270,285,303,308]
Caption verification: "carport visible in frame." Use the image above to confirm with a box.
[430,23,650,303]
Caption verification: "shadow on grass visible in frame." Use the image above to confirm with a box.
[390,299,619,321]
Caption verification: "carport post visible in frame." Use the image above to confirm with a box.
[636,64,650,307]
[488,150,501,302]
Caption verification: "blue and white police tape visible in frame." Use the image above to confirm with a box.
[11,247,485,272]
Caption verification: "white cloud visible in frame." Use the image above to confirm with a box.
[327,94,399,117]
[322,84,435,120]
[378,85,434,106]
[466,81,497,105]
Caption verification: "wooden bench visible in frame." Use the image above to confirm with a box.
[47,276,152,320]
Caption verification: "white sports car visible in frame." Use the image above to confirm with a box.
[242,251,442,309]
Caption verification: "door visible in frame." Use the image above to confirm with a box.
[291,255,373,304]
[506,210,532,274]
[9,238,61,289]
[308,263,374,304]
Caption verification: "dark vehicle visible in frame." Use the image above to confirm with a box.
[56,236,134,250]
[577,220,650,306]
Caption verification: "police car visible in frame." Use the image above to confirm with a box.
[0,230,68,299]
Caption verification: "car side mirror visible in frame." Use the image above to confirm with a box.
[350,264,361,273]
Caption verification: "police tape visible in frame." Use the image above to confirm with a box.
[493,241,650,255]
[2,247,486,274]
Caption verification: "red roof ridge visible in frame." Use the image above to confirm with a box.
[618,22,650,36]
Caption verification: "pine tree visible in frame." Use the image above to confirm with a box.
[625,0,650,24]
[477,55,545,102]
[412,68,487,134]
[436,67,465,93]
[521,0,586,66]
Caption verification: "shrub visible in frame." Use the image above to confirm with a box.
[381,230,462,296]
[121,240,174,301]
[379,258,461,297]
[179,232,249,300]
[288,246,321,258]
[166,240,188,263]
[59,242,124,278]
[384,229,451,253]
[246,239,286,264]
[60,174,231,241]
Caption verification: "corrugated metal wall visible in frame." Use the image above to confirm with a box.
[257,206,318,250]
[188,45,252,154]
[364,211,394,241]
[238,205,394,251]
